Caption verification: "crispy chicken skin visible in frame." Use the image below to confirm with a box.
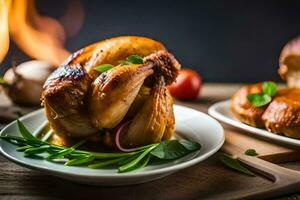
[42,36,167,138]
[84,36,165,79]
[42,53,97,137]
[230,83,267,127]
[42,36,180,147]
[121,77,168,147]
[262,88,300,139]
[89,50,180,130]
[89,64,153,129]
[102,77,175,148]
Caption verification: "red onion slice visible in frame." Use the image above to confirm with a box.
[114,120,139,152]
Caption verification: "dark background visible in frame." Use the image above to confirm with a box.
[2,0,300,83]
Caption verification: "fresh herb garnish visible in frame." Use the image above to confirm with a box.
[244,148,258,156]
[247,81,277,107]
[0,121,201,173]
[262,81,277,96]
[219,153,255,176]
[94,64,114,72]
[150,140,201,160]
[94,55,144,72]
[247,93,271,107]
[126,55,144,64]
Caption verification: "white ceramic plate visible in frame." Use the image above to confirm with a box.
[0,105,224,186]
[208,100,300,147]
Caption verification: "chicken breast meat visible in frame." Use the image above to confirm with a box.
[41,36,181,148]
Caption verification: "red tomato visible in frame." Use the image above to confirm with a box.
[168,69,202,100]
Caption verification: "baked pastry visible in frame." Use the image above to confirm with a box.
[262,88,300,139]
[230,82,267,128]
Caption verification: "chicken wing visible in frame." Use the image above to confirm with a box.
[120,76,168,147]
[89,50,180,130]
[89,63,153,129]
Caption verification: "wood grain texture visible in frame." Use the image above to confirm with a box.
[0,83,300,200]
[224,126,300,163]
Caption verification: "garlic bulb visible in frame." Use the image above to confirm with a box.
[2,60,55,105]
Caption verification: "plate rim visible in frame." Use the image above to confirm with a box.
[0,105,225,178]
[208,99,300,147]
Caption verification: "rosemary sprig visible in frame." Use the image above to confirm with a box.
[0,120,201,173]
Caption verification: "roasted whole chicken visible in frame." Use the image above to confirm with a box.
[41,36,181,148]
[231,35,300,139]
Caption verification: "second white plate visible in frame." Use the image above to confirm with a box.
[208,100,300,147]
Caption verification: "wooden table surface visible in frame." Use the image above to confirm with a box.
[0,83,300,200]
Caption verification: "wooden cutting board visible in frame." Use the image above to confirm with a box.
[215,125,300,200]
[223,125,300,163]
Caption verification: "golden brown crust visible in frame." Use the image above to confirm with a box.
[42,36,167,138]
[84,36,166,79]
[120,77,168,147]
[262,88,300,139]
[89,64,153,129]
[230,83,267,127]
[162,89,175,140]
[143,50,181,85]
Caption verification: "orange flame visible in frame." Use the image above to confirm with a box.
[8,0,71,66]
[0,0,11,64]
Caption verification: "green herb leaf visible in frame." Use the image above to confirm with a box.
[0,135,28,146]
[88,151,138,159]
[65,155,95,166]
[94,64,114,72]
[118,153,141,165]
[179,139,201,151]
[16,145,32,151]
[47,148,73,160]
[24,145,50,156]
[127,55,144,64]
[120,154,151,173]
[118,145,157,173]
[150,140,200,160]
[247,93,271,107]
[17,120,41,142]
[47,140,85,160]
[247,81,277,107]
[262,81,277,97]
[244,149,258,156]
[219,153,255,176]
